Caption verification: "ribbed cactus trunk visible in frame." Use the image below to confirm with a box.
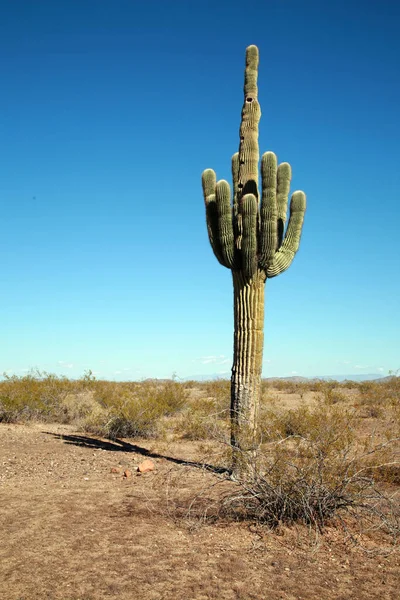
[231,270,266,467]
[201,45,306,477]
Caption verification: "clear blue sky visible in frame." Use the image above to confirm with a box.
[1,0,399,380]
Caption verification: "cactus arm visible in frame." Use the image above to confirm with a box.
[231,152,241,262]
[232,152,239,216]
[259,151,278,268]
[241,193,258,277]
[215,180,235,268]
[201,170,235,269]
[202,169,227,267]
[276,162,292,248]
[266,191,306,278]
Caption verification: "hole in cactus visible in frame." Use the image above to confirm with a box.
[238,183,243,189]
[243,180,258,197]
[240,160,245,165]
[246,97,253,102]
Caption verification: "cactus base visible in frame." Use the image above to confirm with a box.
[231,269,266,473]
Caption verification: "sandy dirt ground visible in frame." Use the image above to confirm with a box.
[0,422,398,600]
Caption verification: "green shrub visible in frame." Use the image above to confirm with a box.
[176,397,229,441]
[0,370,76,422]
[259,403,355,453]
[85,379,188,439]
[0,373,189,439]
[202,379,230,411]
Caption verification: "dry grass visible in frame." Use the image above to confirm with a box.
[0,371,399,538]
[1,423,399,600]
[0,370,188,439]
[0,373,399,599]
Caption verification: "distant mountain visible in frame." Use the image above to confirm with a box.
[307,374,386,382]
[183,373,388,383]
[182,374,229,382]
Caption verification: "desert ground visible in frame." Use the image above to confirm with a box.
[0,378,399,599]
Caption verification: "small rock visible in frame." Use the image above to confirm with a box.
[137,459,155,473]
[110,467,122,474]
[123,469,132,478]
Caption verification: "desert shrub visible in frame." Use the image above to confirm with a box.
[259,394,278,411]
[387,377,400,406]
[175,396,229,441]
[371,463,400,485]
[274,380,302,394]
[390,400,400,439]
[260,384,281,408]
[178,399,216,441]
[171,380,230,441]
[357,378,399,404]
[354,378,400,420]
[201,379,230,411]
[376,376,400,405]
[357,381,383,409]
[259,403,356,452]
[0,370,77,422]
[84,379,189,439]
[267,379,342,397]
[182,379,197,390]
[339,379,360,389]
[321,386,348,405]
[0,373,188,438]
[219,446,399,536]
[261,379,272,396]
[58,390,107,425]
[217,405,399,537]
[300,379,334,393]
[362,403,384,419]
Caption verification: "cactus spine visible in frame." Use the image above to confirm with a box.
[201,46,306,473]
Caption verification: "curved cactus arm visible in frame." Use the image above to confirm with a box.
[215,180,235,268]
[276,162,292,248]
[259,151,278,268]
[266,191,306,278]
[241,193,258,277]
[202,169,227,267]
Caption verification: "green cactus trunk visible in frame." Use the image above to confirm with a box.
[231,270,266,469]
[201,45,306,476]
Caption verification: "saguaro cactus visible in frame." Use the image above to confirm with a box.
[201,45,306,473]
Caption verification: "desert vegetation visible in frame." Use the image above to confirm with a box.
[1,371,399,599]
[1,371,398,541]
